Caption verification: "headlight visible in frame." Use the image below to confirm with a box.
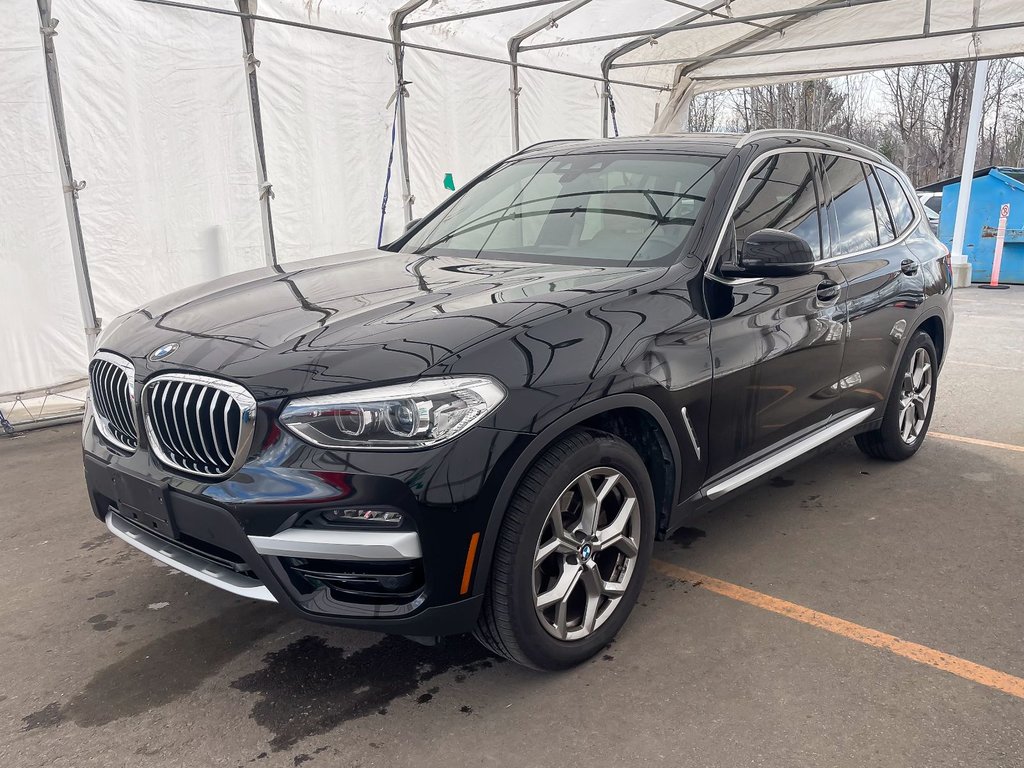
[279,377,506,450]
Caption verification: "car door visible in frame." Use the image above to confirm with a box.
[704,150,847,478]
[820,156,926,415]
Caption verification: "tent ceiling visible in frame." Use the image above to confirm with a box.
[146,1,1024,100]
[387,0,1024,90]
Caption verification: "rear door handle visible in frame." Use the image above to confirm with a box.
[901,258,920,276]
[816,279,841,303]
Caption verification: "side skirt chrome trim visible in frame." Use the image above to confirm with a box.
[106,512,276,602]
[703,407,876,500]
[248,528,423,561]
[681,406,701,460]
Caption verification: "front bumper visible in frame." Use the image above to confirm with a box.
[83,414,528,636]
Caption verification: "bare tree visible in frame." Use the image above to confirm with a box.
[690,58,1024,187]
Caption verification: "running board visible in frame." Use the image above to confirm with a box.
[703,408,876,500]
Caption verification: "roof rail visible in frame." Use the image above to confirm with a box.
[736,128,890,164]
[513,138,588,156]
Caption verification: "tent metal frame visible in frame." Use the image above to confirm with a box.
[37,0,101,352]
[20,0,1024,430]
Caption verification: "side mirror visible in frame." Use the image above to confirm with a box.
[737,229,815,277]
[404,218,423,234]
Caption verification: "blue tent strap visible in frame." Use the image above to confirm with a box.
[377,90,403,248]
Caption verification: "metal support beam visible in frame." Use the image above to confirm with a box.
[950,61,990,287]
[685,49,1020,82]
[404,0,565,29]
[37,0,101,353]
[136,1,668,92]
[521,0,892,52]
[508,0,595,152]
[663,0,777,34]
[237,0,277,266]
[614,21,1024,69]
[390,1,429,227]
[599,0,732,137]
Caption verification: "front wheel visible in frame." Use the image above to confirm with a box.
[855,331,938,461]
[474,429,656,670]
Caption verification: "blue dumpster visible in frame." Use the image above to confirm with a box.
[936,167,1024,284]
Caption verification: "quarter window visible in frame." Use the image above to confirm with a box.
[727,152,823,262]
[875,167,916,233]
[866,166,896,244]
[822,156,879,255]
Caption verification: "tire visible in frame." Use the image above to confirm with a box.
[473,428,656,670]
[855,331,938,461]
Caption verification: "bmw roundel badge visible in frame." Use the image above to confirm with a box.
[148,342,180,361]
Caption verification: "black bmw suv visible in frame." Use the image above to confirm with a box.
[82,130,952,669]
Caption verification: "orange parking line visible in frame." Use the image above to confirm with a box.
[651,560,1024,700]
[930,432,1024,453]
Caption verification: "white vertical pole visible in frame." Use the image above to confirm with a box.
[237,0,277,267]
[37,0,101,353]
[950,58,989,288]
[390,2,428,228]
[509,52,521,152]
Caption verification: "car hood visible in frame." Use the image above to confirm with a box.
[105,249,668,399]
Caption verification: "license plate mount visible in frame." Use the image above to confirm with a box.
[111,471,177,539]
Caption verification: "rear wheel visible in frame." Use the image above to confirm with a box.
[474,429,655,670]
[855,331,937,461]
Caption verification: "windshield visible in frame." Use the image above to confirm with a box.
[401,152,722,267]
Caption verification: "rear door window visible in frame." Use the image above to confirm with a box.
[822,156,879,255]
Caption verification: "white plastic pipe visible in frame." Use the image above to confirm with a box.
[949,58,989,286]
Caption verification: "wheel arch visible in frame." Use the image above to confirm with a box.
[470,393,681,597]
[878,309,946,403]
[917,313,946,366]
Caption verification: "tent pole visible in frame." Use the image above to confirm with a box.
[139,0,667,93]
[520,0,890,52]
[600,71,610,138]
[237,0,277,267]
[950,58,989,288]
[598,0,732,138]
[37,0,101,353]
[510,52,521,151]
[390,2,428,226]
[614,21,1024,69]
[405,0,564,29]
[508,0,596,152]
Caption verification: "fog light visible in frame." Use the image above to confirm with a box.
[321,508,404,526]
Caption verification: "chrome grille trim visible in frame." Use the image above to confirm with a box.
[142,373,257,480]
[88,351,138,452]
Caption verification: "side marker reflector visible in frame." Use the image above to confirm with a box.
[460,532,481,595]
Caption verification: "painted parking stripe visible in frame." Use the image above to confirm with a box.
[946,359,1024,373]
[651,560,1024,700]
[930,431,1024,453]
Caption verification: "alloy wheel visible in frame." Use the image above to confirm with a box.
[899,347,933,444]
[532,468,641,641]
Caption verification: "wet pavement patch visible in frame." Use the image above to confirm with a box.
[87,613,117,631]
[231,634,498,751]
[21,701,63,732]
[20,602,287,731]
[670,527,706,548]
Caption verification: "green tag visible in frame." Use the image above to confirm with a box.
[443,172,455,191]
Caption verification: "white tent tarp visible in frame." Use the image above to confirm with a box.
[3,0,1023,403]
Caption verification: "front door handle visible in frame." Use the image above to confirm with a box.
[901,258,920,276]
[816,279,841,303]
